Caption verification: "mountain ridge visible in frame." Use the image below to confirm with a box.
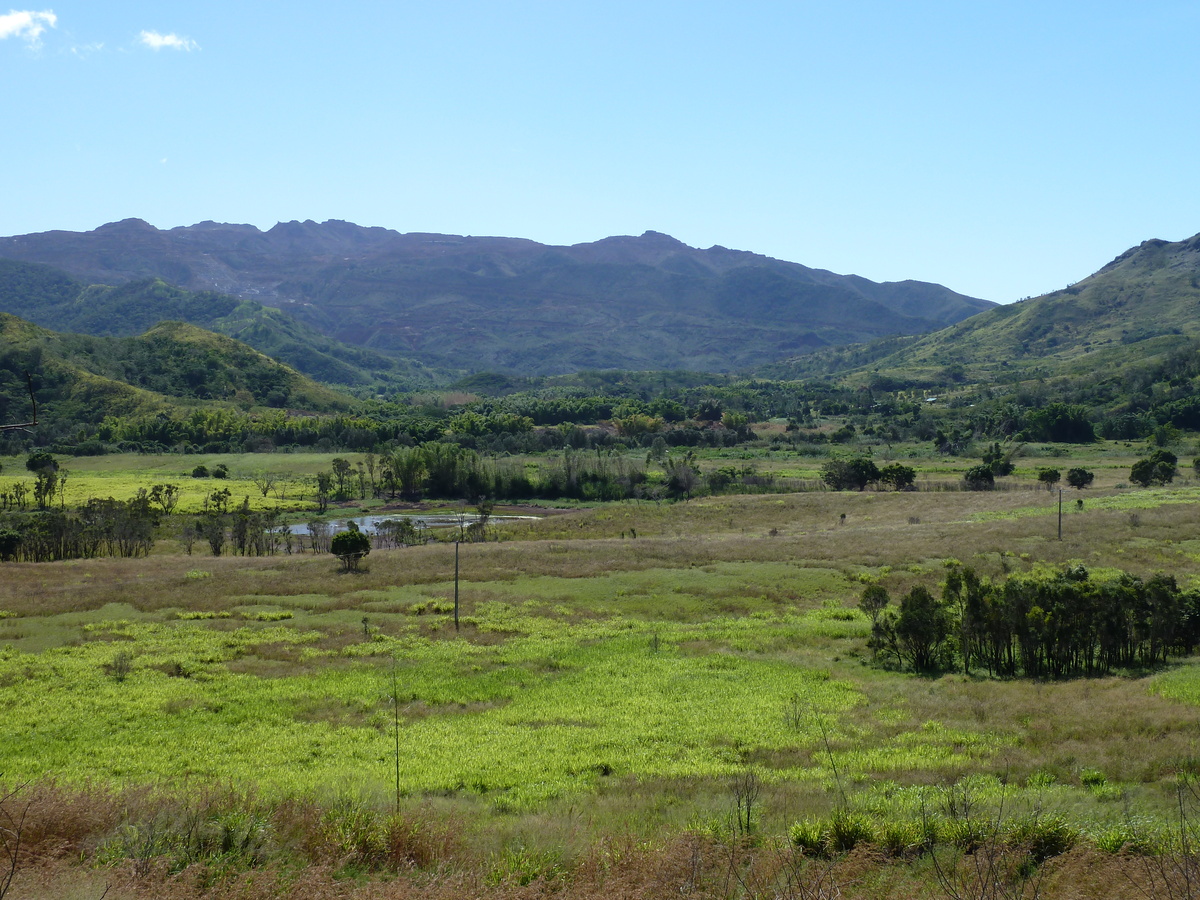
[0,220,995,375]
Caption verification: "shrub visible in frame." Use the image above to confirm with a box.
[878,819,924,857]
[1037,468,1061,490]
[1130,449,1178,487]
[963,465,994,491]
[331,527,371,572]
[1065,467,1094,489]
[820,456,880,491]
[789,819,827,856]
[825,810,875,853]
[1010,813,1078,863]
[879,463,916,491]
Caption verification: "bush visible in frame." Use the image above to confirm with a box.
[879,463,916,491]
[789,819,826,855]
[878,819,924,857]
[825,810,875,853]
[1130,449,1177,487]
[331,527,371,572]
[963,465,994,491]
[1065,467,1094,489]
[1010,813,1078,863]
[821,456,880,491]
[1037,468,1061,490]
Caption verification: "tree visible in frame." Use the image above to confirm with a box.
[665,453,701,500]
[821,456,880,491]
[963,465,994,491]
[893,585,950,672]
[879,463,916,491]
[1130,449,1177,487]
[330,457,353,499]
[199,514,226,556]
[149,483,180,515]
[25,451,57,510]
[1023,403,1096,443]
[981,442,1016,476]
[314,472,332,513]
[251,471,277,499]
[1036,468,1061,491]
[0,528,20,562]
[331,523,371,572]
[383,447,427,500]
[859,584,890,623]
[1065,467,1094,489]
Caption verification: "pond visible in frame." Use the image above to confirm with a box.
[284,512,540,535]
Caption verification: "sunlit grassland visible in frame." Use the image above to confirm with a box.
[4,449,1200,855]
[0,452,348,513]
[4,440,1190,513]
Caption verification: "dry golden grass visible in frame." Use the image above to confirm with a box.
[5,826,1187,899]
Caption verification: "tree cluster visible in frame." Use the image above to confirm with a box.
[867,565,1200,677]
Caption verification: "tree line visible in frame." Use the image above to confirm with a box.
[865,565,1200,678]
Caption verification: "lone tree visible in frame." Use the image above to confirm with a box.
[1065,467,1094,490]
[879,464,916,491]
[331,523,371,572]
[1130,450,1177,487]
[1037,468,1061,491]
[963,465,994,491]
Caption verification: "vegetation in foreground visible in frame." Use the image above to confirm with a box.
[3,452,1200,897]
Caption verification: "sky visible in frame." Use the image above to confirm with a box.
[2,1,1198,304]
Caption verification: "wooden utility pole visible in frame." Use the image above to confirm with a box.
[454,541,460,632]
[1058,488,1063,541]
[391,656,401,815]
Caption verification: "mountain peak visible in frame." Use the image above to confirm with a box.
[96,218,156,233]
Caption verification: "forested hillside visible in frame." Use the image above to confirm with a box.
[0,313,354,448]
[0,259,441,389]
[0,220,994,374]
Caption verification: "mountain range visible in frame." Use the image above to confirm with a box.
[0,219,994,375]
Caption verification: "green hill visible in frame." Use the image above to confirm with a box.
[821,232,1200,387]
[0,259,443,389]
[0,313,355,446]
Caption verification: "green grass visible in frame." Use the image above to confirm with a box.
[6,444,1200,857]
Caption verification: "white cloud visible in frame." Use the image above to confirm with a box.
[0,9,57,47]
[70,41,103,58]
[138,29,197,51]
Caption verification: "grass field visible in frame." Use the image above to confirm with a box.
[3,444,1200,897]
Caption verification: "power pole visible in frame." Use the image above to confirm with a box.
[1058,488,1063,541]
[454,541,460,632]
[391,656,401,815]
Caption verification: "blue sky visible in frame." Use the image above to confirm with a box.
[2,2,1198,304]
